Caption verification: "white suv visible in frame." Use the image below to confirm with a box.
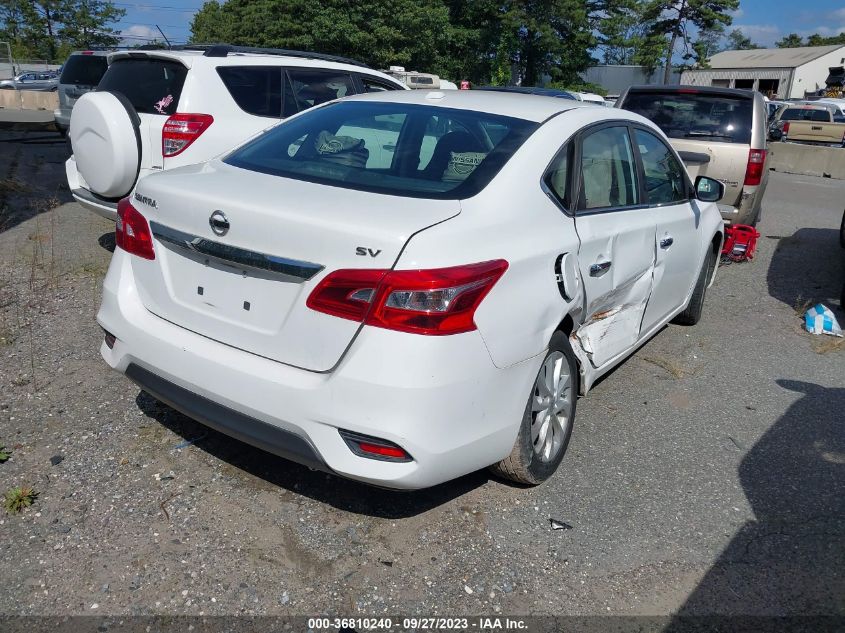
[66,45,406,219]
[97,90,726,489]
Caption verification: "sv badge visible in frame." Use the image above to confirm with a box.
[356,247,382,258]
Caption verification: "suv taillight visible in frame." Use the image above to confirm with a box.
[116,197,155,260]
[162,113,214,157]
[744,149,767,186]
[307,260,508,335]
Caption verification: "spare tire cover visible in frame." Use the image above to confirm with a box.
[69,91,141,199]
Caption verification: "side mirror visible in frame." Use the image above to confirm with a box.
[694,176,724,202]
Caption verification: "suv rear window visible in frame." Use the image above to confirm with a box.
[98,58,187,115]
[622,90,753,144]
[60,55,108,86]
[779,108,832,123]
[225,101,538,199]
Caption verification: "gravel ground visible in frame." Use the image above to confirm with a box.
[0,130,842,622]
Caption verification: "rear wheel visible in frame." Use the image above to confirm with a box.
[490,331,577,485]
[673,244,717,326]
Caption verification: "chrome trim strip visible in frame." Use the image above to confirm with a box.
[149,221,324,281]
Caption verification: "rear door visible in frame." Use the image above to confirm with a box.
[570,124,658,368]
[98,56,189,171]
[58,54,108,115]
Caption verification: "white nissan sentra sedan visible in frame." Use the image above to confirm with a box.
[97,90,725,489]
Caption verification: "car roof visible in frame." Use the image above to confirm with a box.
[106,49,402,84]
[342,89,612,122]
[626,84,757,99]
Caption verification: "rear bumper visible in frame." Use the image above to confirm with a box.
[719,184,765,225]
[97,250,539,489]
[66,156,154,221]
[54,110,69,131]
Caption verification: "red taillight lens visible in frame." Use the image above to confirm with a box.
[162,113,214,157]
[116,197,155,260]
[781,121,790,139]
[338,430,412,462]
[744,149,767,186]
[307,260,508,335]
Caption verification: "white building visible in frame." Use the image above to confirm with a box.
[680,45,845,99]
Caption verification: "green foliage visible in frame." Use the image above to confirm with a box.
[550,80,608,95]
[4,485,38,514]
[643,0,739,81]
[725,28,759,50]
[691,24,724,67]
[0,445,10,462]
[773,32,845,49]
[0,0,125,62]
[595,0,667,73]
[776,33,803,48]
[189,0,595,86]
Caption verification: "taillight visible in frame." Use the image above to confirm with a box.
[781,122,790,139]
[116,197,155,260]
[162,113,214,157]
[338,430,412,462]
[744,149,767,186]
[307,260,508,335]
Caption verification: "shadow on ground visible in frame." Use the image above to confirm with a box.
[667,379,844,624]
[767,227,844,312]
[0,130,73,233]
[135,391,491,519]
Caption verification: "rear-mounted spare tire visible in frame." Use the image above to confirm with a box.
[69,90,142,199]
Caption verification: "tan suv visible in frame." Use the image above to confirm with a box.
[617,86,769,226]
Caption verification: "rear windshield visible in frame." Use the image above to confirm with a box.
[98,58,187,115]
[224,101,538,199]
[60,55,108,86]
[622,90,753,144]
[779,108,832,122]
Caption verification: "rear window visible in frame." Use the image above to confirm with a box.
[60,55,108,86]
[218,66,282,118]
[622,90,753,144]
[98,58,187,115]
[780,108,832,123]
[224,101,538,199]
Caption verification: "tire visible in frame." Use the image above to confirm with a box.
[490,331,578,485]
[673,244,717,326]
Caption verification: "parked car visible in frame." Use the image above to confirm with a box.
[475,86,577,100]
[769,102,845,140]
[55,51,111,134]
[67,45,406,219]
[0,71,59,91]
[769,102,845,145]
[96,90,725,489]
[617,85,769,226]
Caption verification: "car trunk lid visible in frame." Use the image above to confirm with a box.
[129,162,461,371]
[671,139,746,207]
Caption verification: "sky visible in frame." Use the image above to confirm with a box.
[113,0,845,50]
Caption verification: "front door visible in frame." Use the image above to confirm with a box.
[633,127,702,331]
[571,125,658,368]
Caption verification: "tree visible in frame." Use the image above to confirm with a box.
[486,0,595,86]
[61,0,125,50]
[643,0,739,83]
[596,0,667,73]
[0,0,124,61]
[775,33,803,48]
[691,23,724,68]
[725,28,758,50]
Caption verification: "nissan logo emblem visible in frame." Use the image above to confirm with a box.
[209,210,230,236]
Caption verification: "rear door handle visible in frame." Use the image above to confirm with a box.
[589,260,612,276]
[660,236,674,249]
